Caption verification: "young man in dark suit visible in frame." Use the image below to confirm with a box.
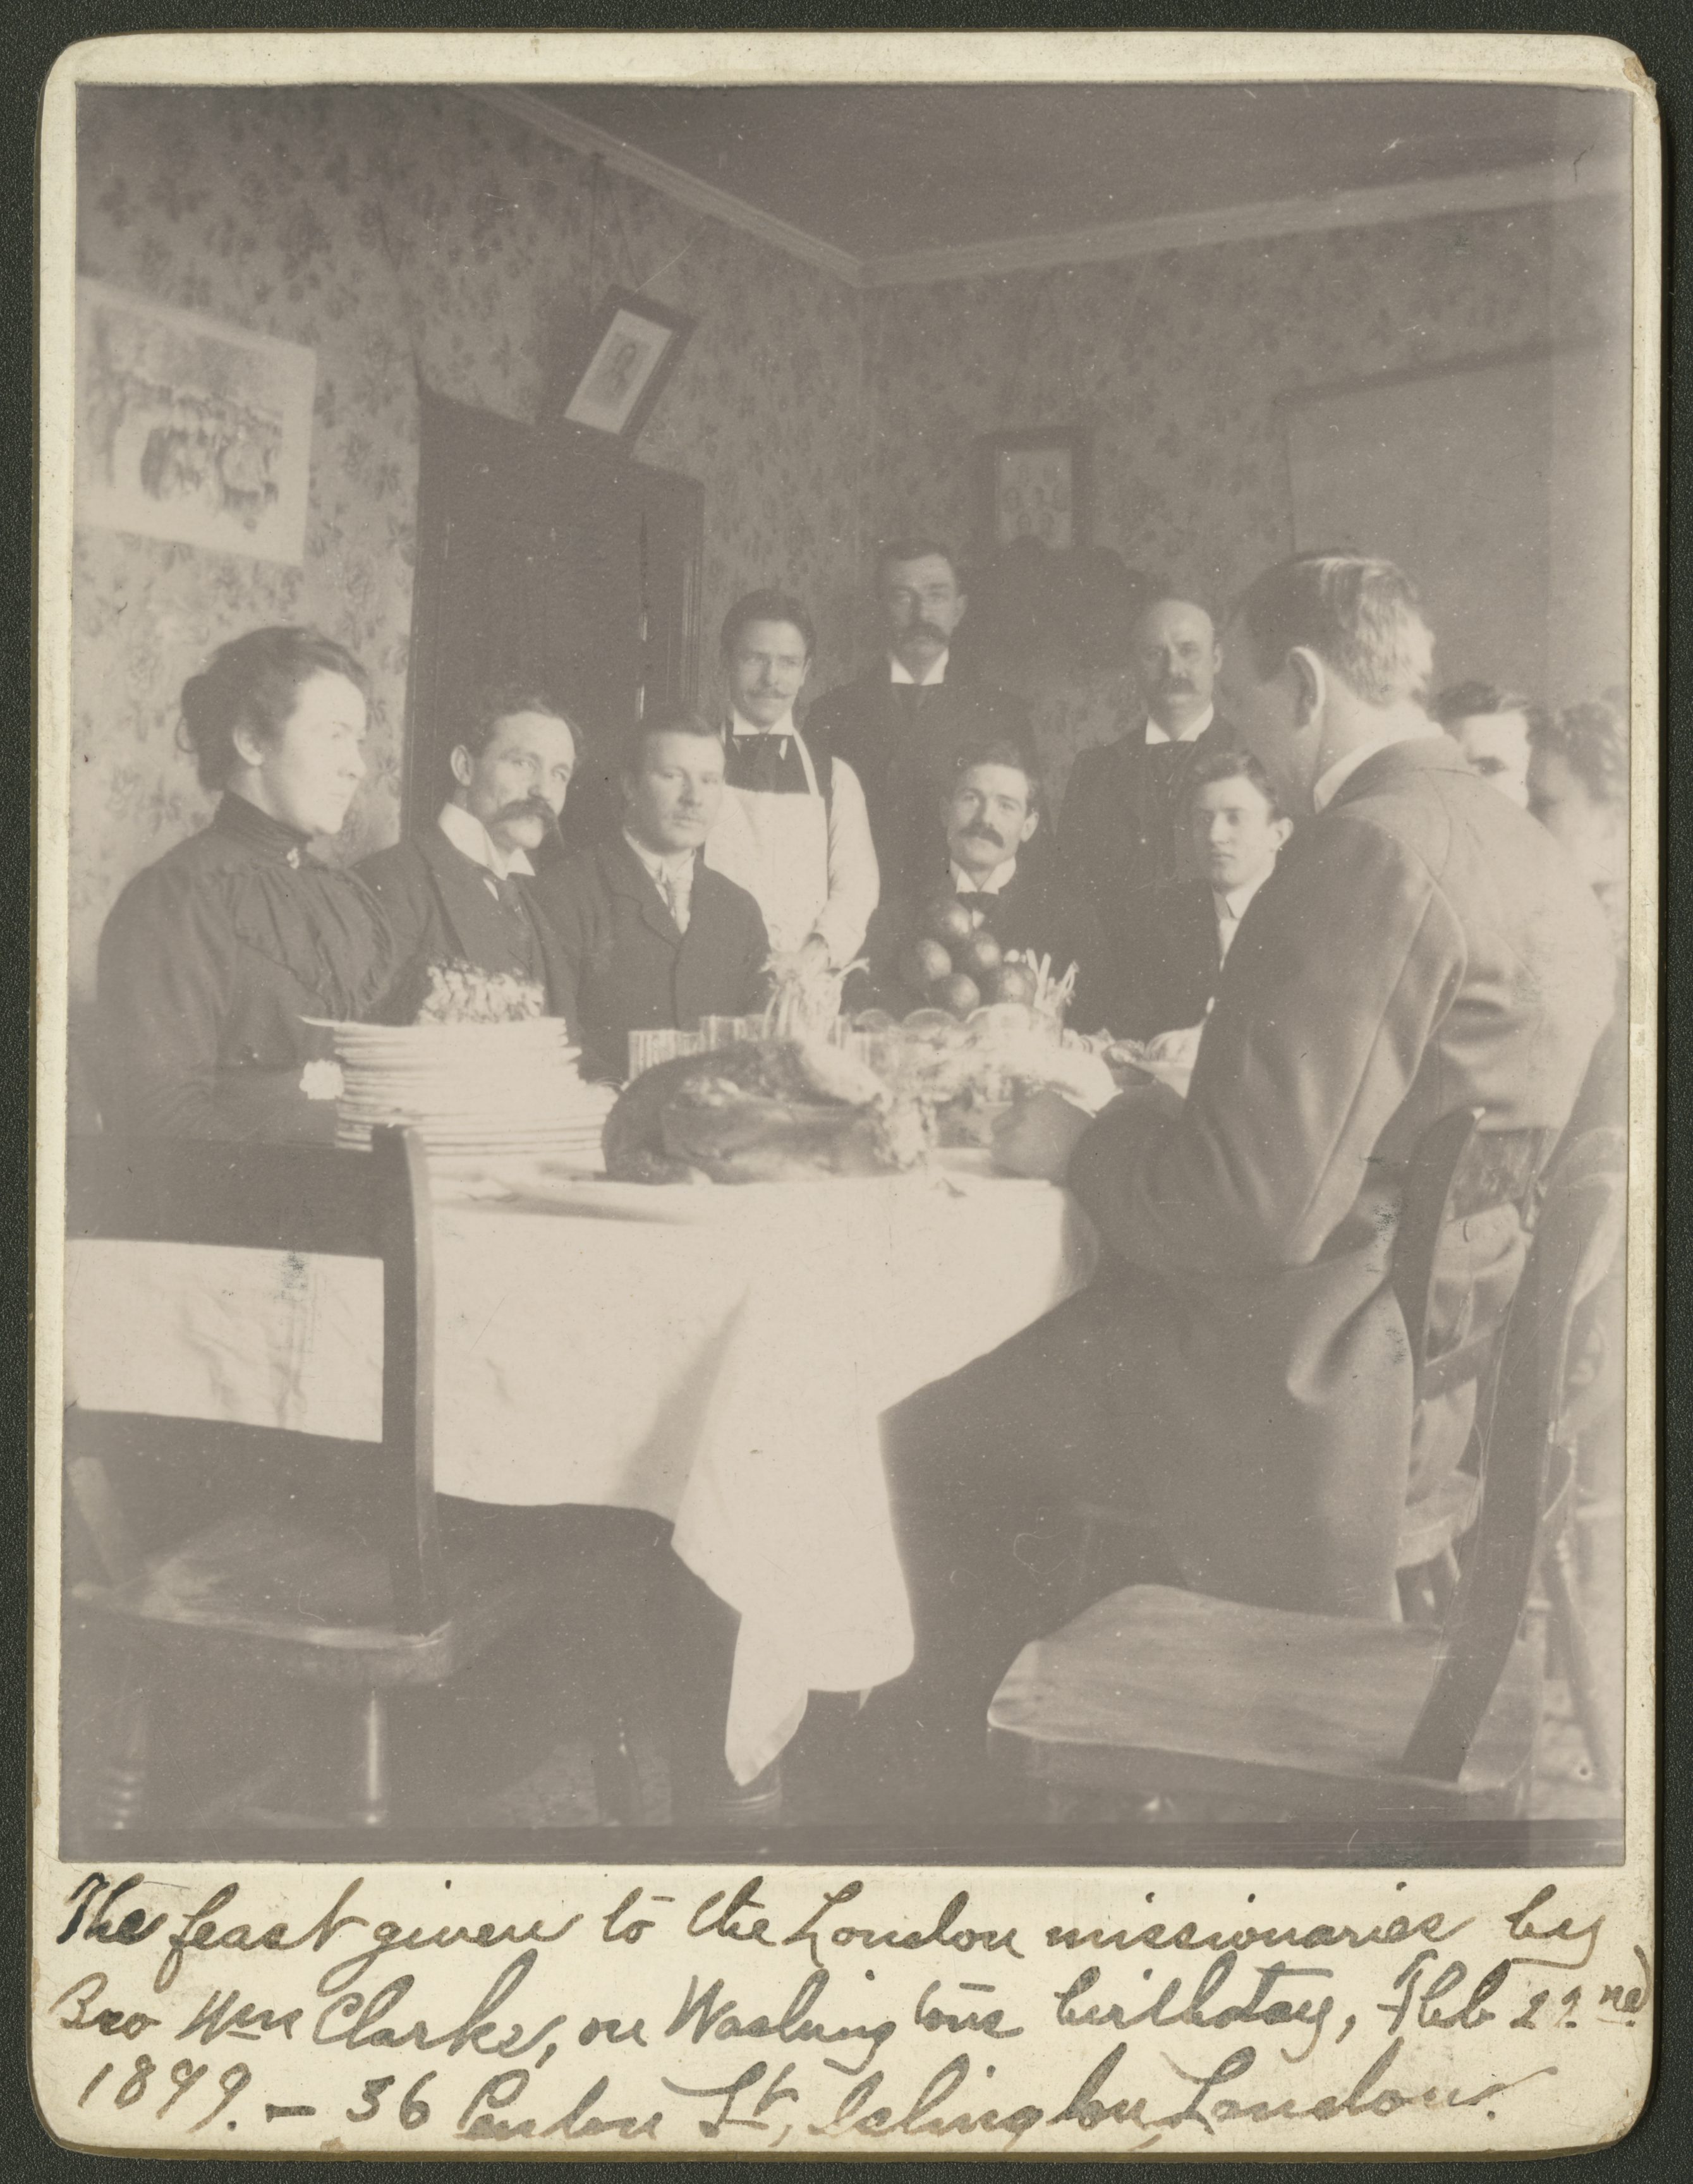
[804,538,1037,899]
[1112,743,1293,1041]
[528,711,770,1079]
[845,553,1615,1818]
[856,741,1107,1032]
[1055,593,1239,926]
[360,682,578,1018]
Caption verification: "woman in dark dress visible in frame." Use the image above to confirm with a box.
[97,628,398,1141]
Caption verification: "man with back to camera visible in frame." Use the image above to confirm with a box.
[360,682,580,1019]
[1054,592,1239,930]
[805,537,1038,900]
[704,588,879,982]
[1112,743,1293,1043]
[840,552,1615,1818]
[1433,679,1541,808]
[854,741,1106,1031]
[529,709,770,1079]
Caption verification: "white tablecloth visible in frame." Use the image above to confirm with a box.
[66,1159,1096,1783]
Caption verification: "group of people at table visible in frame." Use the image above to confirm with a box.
[90,538,1627,1819]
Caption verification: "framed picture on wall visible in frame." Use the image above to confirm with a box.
[978,426,1091,551]
[560,285,695,438]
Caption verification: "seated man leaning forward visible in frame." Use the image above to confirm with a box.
[1110,742,1292,1045]
[854,552,1615,1814]
[529,710,770,1079]
[853,741,1107,1031]
[359,682,580,1018]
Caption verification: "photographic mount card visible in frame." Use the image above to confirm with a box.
[32,27,1659,2159]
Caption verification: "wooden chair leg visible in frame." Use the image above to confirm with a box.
[350,1689,391,1828]
[1542,1529,1615,1793]
[99,1644,152,1834]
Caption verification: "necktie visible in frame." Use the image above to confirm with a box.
[896,682,929,723]
[662,870,689,934]
[725,733,810,794]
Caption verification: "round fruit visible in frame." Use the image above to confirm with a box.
[993,962,1038,1005]
[925,897,976,947]
[959,931,1004,981]
[852,1007,897,1033]
[935,972,983,1019]
[902,937,954,988]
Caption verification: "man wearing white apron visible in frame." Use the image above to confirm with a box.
[705,590,880,981]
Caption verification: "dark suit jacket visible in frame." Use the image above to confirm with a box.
[804,667,1038,901]
[854,866,1108,1033]
[528,838,770,1079]
[358,825,573,1022]
[1029,736,1615,1619]
[1112,877,1227,1040]
[1055,712,1239,921]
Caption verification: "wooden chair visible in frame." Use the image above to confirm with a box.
[63,1127,564,1832]
[987,1129,1627,1823]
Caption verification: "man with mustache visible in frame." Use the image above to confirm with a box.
[360,683,580,1019]
[1054,593,1239,928]
[853,744,1105,1031]
[806,538,1038,899]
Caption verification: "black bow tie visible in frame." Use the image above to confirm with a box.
[724,732,811,794]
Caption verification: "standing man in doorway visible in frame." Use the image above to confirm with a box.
[807,538,1036,899]
[1055,592,1239,930]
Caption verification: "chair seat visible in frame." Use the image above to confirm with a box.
[988,1583,1541,1819]
[73,1507,550,1690]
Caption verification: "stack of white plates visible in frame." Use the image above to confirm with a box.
[309,1018,616,1161]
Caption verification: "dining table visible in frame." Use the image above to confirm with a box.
[66,1150,1100,1786]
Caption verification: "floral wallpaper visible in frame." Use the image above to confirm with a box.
[71,86,868,1000]
[70,83,1625,1002]
[860,192,1628,811]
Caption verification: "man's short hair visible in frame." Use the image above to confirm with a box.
[1184,741,1286,826]
[1230,554,1433,708]
[877,537,961,586]
[1529,699,1629,811]
[1432,679,1547,736]
[1134,587,1216,629]
[458,681,577,763]
[947,737,1043,818]
[621,707,723,777]
[720,589,816,662]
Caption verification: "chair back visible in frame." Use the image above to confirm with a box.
[1397,1127,1627,1780]
[1388,1107,1482,1376]
[63,1127,444,1635]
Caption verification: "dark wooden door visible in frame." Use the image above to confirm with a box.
[406,390,704,856]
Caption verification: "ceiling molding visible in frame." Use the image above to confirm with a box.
[860,154,1631,288]
[474,87,1627,296]
[471,87,866,286]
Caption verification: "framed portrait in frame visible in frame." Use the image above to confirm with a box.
[559,285,695,438]
[978,426,1091,551]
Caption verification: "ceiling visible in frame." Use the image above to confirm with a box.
[522,83,1625,268]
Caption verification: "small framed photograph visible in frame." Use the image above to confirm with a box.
[560,285,695,437]
[979,426,1091,550]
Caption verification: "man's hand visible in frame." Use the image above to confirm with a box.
[767,936,831,984]
[991,1088,1096,1180]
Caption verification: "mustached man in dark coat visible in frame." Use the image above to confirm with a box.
[804,538,1039,902]
[528,712,770,1080]
[1054,593,1241,930]
[854,741,1107,1033]
[847,553,1616,1818]
[359,683,579,1019]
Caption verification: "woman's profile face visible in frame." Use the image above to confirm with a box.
[239,669,368,837]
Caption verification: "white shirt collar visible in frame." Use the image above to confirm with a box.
[730,707,798,739]
[951,855,1017,895]
[622,830,697,887]
[890,650,949,688]
[1144,703,1214,747]
[1311,726,1445,814]
[438,799,535,881]
[1212,872,1268,923]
